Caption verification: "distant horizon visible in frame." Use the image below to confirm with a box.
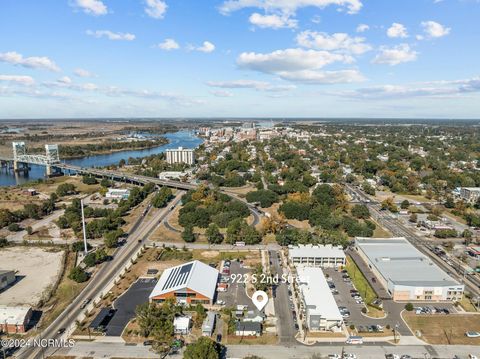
[0,117,479,123]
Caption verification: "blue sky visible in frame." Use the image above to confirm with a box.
[0,0,479,119]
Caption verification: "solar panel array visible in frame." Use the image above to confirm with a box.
[161,262,194,291]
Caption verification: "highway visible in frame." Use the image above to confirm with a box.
[346,184,480,296]
[16,192,184,359]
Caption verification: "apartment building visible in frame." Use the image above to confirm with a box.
[165,147,195,165]
[289,244,346,268]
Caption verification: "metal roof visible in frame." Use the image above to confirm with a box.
[149,260,219,300]
[355,237,461,287]
[289,244,346,259]
[296,267,343,321]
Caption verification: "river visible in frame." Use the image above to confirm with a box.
[0,131,203,187]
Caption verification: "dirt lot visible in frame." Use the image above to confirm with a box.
[0,246,65,306]
[403,312,480,345]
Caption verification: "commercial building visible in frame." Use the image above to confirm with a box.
[459,187,480,203]
[0,270,16,291]
[0,306,32,334]
[296,267,343,332]
[354,238,464,301]
[289,244,346,268]
[149,260,219,305]
[105,188,130,200]
[165,147,195,165]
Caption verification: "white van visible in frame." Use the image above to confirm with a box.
[346,336,363,345]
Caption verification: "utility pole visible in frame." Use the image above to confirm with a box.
[81,199,88,255]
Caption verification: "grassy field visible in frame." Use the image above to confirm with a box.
[460,296,480,312]
[345,257,378,304]
[403,313,480,345]
[345,256,384,317]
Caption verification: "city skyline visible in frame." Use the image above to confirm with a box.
[1,0,479,119]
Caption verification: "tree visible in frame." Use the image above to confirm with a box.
[26,226,33,235]
[206,223,223,244]
[279,201,310,221]
[56,183,76,197]
[409,213,418,223]
[400,200,410,210]
[104,229,124,248]
[82,175,98,185]
[245,190,278,208]
[68,266,89,283]
[351,204,370,219]
[8,223,21,232]
[83,252,97,267]
[184,337,221,359]
[405,303,414,311]
[152,187,173,208]
[0,237,9,248]
[434,229,457,239]
[182,226,196,243]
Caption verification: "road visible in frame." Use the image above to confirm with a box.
[346,184,480,296]
[57,340,480,359]
[270,250,296,344]
[16,192,184,359]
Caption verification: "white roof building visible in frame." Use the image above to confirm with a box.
[0,306,32,333]
[173,316,191,334]
[149,260,219,305]
[289,244,346,268]
[296,267,343,332]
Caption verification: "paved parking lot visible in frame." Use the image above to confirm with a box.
[325,266,456,337]
[217,260,251,308]
[106,278,157,336]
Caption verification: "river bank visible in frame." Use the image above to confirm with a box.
[0,131,202,187]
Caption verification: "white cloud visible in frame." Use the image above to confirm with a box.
[421,21,450,38]
[238,48,352,73]
[372,44,418,66]
[219,0,363,15]
[144,0,167,19]
[249,13,297,29]
[210,90,234,97]
[86,30,136,41]
[336,76,480,99]
[156,38,180,50]
[237,48,364,84]
[0,51,60,72]
[189,41,216,53]
[207,79,296,92]
[58,76,72,84]
[277,69,365,84]
[74,0,107,16]
[0,75,35,86]
[311,15,321,24]
[74,68,96,78]
[296,31,372,55]
[387,23,408,38]
[356,24,369,33]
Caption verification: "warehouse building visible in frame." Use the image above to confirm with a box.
[149,260,219,305]
[289,244,346,268]
[296,267,343,332]
[0,306,32,334]
[0,270,16,291]
[354,238,464,301]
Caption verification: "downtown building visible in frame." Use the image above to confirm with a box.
[165,147,195,165]
[354,238,464,301]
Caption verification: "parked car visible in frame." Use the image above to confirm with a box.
[465,331,480,338]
